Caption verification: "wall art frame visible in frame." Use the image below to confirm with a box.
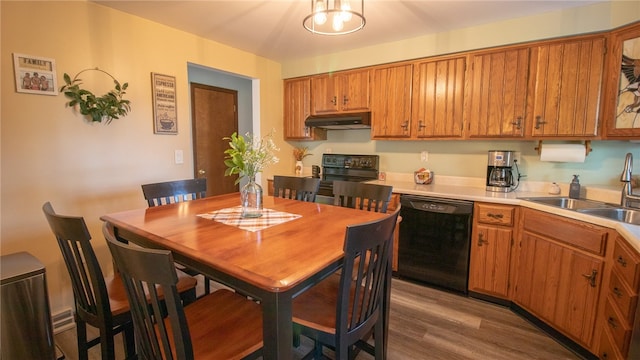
[151,72,178,134]
[13,53,58,96]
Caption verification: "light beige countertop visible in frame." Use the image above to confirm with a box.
[368,174,640,252]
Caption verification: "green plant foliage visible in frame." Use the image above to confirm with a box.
[59,68,131,124]
[223,131,279,184]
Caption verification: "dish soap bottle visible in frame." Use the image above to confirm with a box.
[569,175,580,199]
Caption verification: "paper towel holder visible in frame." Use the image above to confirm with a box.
[534,140,592,157]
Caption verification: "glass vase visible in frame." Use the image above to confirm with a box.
[241,176,263,218]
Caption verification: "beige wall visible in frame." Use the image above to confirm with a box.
[1,1,284,312]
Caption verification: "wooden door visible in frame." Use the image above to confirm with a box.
[412,56,466,138]
[191,83,238,197]
[284,78,326,140]
[311,74,338,114]
[467,48,530,138]
[371,64,413,138]
[468,224,513,298]
[515,231,603,347]
[530,36,605,137]
[340,69,371,112]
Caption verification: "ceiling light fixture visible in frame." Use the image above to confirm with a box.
[303,0,365,36]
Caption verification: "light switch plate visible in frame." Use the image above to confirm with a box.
[174,150,184,164]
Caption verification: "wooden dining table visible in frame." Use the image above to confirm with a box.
[101,192,387,360]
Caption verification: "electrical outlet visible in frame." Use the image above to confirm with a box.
[325,148,332,154]
[421,151,429,162]
[513,151,521,165]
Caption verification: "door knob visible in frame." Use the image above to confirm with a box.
[198,169,206,175]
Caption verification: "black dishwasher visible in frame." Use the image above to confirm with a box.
[398,195,474,294]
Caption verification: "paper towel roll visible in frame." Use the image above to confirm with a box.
[539,144,586,163]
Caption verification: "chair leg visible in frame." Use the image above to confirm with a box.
[122,322,136,358]
[204,276,211,294]
[76,319,89,360]
[293,323,301,348]
[374,319,384,360]
[99,325,116,360]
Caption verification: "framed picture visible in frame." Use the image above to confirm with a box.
[13,53,58,95]
[151,73,178,134]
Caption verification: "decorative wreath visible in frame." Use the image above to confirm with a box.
[59,68,131,124]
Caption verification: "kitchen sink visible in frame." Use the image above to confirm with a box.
[577,208,640,226]
[521,197,615,210]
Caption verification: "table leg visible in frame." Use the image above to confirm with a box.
[261,292,293,360]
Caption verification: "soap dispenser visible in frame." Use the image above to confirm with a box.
[569,175,581,199]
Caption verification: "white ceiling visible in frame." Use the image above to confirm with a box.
[94,0,605,62]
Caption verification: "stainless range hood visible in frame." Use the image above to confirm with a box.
[304,112,371,130]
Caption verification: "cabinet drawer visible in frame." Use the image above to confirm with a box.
[604,298,632,356]
[609,269,639,324]
[522,208,608,256]
[599,327,624,360]
[476,203,515,226]
[612,237,640,290]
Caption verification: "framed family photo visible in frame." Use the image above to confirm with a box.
[13,53,58,95]
[151,72,178,134]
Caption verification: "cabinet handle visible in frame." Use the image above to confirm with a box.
[487,213,504,219]
[400,121,409,131]
[613,287,623,298]
[511,116,522,130]
[534,116,547,129]
[331,96,337,105]
[581,269,598,287]
[617,255,627,267]
[343,95,348,105]
[601,352,609,359]
[608,316,618,329]
[418,120,426,130]
[477,233,489,247]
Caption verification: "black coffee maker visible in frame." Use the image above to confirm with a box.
[486,150,515,192]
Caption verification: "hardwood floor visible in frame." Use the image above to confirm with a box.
[54,278,581,359]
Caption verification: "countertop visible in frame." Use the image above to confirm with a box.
[367,176,640,253]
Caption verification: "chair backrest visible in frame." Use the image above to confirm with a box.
[103,223,193,360]
[332,180,393,213]
[141,178,207,207]
[42,202,112,327]
[337,208,400,348]
[272,176,321,202]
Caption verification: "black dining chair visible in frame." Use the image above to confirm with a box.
[104,223,264,360]
[332,180,393,213]
[141,178,213,295]
[141,178,207,207]
[273,175,321,202]
[292,208,400,359]
[42,202,197,360]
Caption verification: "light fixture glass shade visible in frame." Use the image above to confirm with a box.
[303,0,365,35]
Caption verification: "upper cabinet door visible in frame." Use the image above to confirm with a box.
[602,22,640,139]
[466,47,530,138]
[310,69,370,115]
[412,56,466,139]
[530,36,606,138]
[284,77,326,140]
[371,64,413,139]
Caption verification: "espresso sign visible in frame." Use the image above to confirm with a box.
[151,73,177,134]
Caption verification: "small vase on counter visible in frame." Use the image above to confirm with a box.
[295,161,303,176]
[241,176,263,218]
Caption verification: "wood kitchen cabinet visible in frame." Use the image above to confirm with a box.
[466,47,530,138]
[283,77,326,140]
[598,235,640,359]
[311,69,370,115]
[514,208,609,350]
[411,55,466,139]
[371,64,413,139]
[468,203,517,299]
[529,35,606,138]
[601,21,640,139]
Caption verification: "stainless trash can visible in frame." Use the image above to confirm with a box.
[1,251,56,359]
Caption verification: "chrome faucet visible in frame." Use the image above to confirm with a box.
[621,152,640,209]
